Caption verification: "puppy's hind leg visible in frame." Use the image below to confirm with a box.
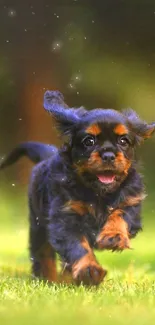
[39,242,57,283]
[29,223,58,283]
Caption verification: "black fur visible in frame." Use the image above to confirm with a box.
[1,90,155,285]
[0,142,57,169]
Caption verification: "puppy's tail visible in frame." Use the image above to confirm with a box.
[0,141,57,169]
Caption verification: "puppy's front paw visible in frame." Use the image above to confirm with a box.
[72,254,107,286]
[96,231,130,251]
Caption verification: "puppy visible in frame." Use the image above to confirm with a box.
[1,90,155,286]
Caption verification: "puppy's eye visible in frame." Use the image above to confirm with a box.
[118,136,129,147]
[82,136,95,147]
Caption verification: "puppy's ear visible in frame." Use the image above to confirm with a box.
[122,108,155,141]
[43,90,87,135]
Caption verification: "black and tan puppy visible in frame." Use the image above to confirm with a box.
[1,90,155,286]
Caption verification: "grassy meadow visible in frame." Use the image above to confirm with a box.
[0,187,155,325]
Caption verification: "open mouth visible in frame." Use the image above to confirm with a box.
[97,171,116,184]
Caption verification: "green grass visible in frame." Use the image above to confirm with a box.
[1,192,155,325]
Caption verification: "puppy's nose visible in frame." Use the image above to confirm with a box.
[102,152,115,163]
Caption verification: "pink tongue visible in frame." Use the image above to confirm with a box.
[97,174,115,184]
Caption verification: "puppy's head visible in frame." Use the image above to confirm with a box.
[44,91,155,193]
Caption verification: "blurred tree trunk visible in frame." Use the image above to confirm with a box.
[17,72,61,185]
